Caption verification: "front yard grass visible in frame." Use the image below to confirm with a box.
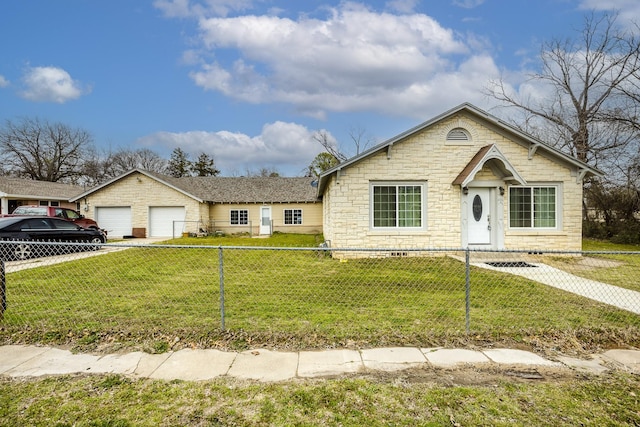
[1,234,638,354]
[539,238,640,292]
[1,235,639,426]
[1,371,639,426]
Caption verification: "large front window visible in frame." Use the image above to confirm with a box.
[509,186,557,228]
[372,183,424,228]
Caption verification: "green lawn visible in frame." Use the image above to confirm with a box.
[1,235,639,426]
[1,234,638,353]
[1,372,639,426]
[538,238,640,292]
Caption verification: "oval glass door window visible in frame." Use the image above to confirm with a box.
[472,195,483,222]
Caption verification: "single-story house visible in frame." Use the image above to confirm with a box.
[71,103,600,249]
[0,177,84,214]
[70,170,322,238]
[317,103,602,252]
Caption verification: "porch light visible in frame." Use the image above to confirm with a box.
[499,186,505,196]
[462,187,469,195]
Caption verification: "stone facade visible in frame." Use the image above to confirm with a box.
[79,172,203,237]
[321,107,592,252]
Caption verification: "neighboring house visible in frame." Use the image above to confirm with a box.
[0,176,83,214]
[317,103,602,253]
[70,170,322,238]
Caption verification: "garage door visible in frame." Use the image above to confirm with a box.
[149,206,186,238]
[95,207,132,238]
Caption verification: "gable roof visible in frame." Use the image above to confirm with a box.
[71,169,320,204]
[318,102,603,194]
[0,176,84,200]
[453,144,526,187]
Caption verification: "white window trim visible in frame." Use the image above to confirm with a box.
[230,209,249,226]
[369,181,427,231]
[508,184,562,230]
[283,208,303,225]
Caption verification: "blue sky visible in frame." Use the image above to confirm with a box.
[0,0,637,176]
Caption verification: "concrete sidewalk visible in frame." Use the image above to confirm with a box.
[1,345,638,382]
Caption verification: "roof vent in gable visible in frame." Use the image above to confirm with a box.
[446,128,470,141]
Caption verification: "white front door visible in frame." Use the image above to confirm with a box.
[467,188,492,245]
[259,206,272,235]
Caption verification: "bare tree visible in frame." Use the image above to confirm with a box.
[0,117,93,182]
[248,167,280,177]
[112,148,168,175]
[348,125,374,157]
[313,126,374,164]
[313,130,347,163]
[79,147,117,187]
[486,12,640,170]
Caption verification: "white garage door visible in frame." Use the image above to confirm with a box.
[95,207,132,238]
[149,206,186,238]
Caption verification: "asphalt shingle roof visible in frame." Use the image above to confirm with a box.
[144,172,320,203]
[0,176,84,199]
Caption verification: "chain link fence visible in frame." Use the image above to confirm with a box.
[173,221,254,238]
[0,241,639,349]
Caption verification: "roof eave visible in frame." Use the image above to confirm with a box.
[317,103,603,194]
[70,169,204,203]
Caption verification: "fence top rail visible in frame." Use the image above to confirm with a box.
[8,241,634,255]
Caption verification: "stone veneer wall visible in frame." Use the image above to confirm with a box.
[322,112,583,252]
[82,172,204,236]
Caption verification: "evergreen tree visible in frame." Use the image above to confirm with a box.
[192,152,221,176]
[167,148,192,177]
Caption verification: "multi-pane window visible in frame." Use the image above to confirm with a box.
[230,209,248,225]
[509,186,557,228]
[284,209,302,225]
[372,183,424,228]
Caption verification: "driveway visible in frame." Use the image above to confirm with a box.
[3,238,168,273]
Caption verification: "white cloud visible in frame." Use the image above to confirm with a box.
[137,121,325,176]
[578,0,640,26]
[153,0,191,17]
[452,0,485,8]
[386,0,419,13]
[20,66,88,103]
[185,3,494,119]
[154,0,255,18]
[0,75,8,88]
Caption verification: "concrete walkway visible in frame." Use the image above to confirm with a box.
[478,261,640,314]
[1,345,638,382]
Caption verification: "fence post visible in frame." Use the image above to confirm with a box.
[218,246,225,331]
[465,248,470,334]
[0,260,5,321]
